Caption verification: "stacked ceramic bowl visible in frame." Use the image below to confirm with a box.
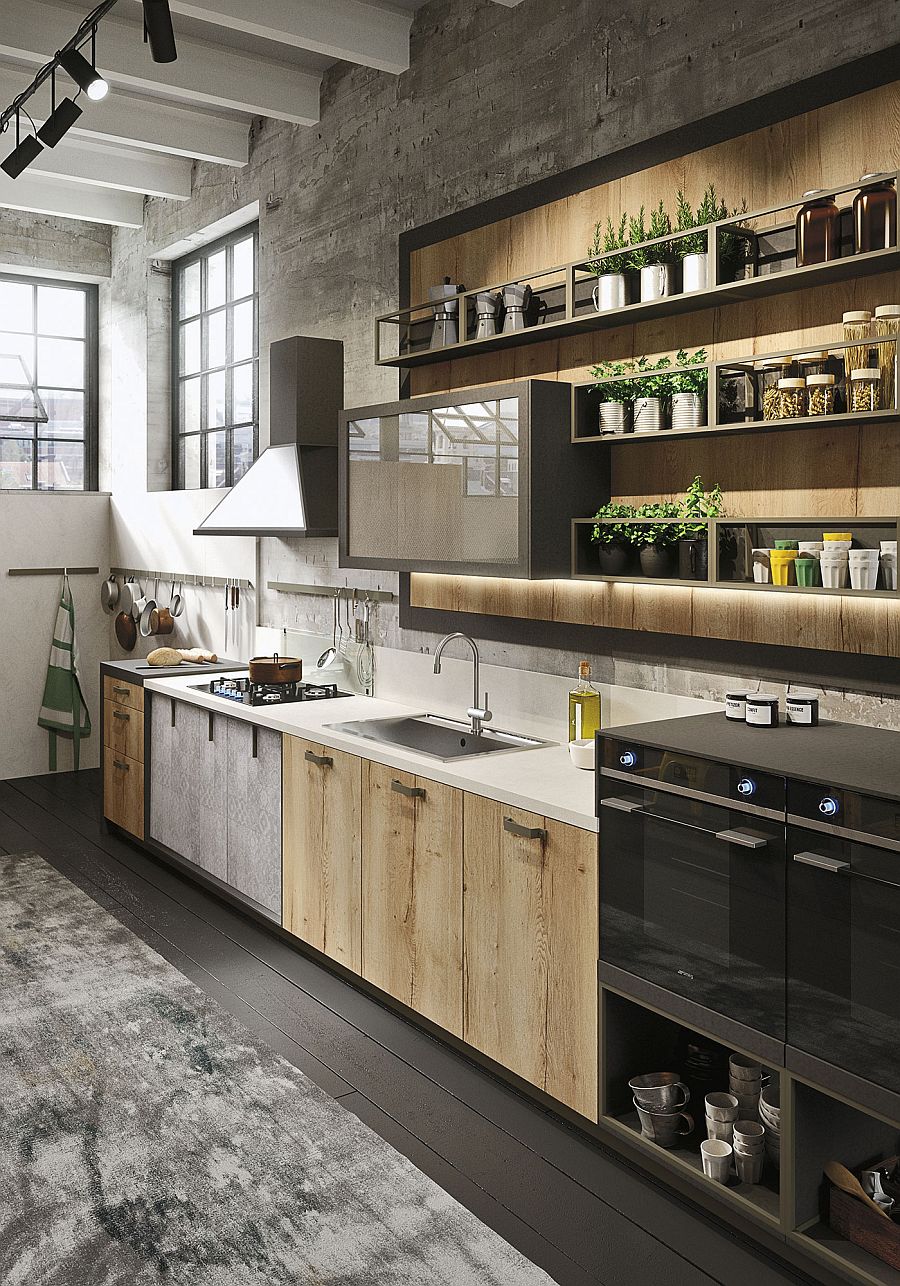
[728,1053,763,1118]
[758,1085,781,1169]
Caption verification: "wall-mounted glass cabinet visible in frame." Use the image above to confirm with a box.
[339,380,600,578]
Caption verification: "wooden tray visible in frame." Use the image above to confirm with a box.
[829,1181,900,1272]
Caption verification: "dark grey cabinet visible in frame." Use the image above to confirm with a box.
[150,696,281,920]
[339,380,602,578]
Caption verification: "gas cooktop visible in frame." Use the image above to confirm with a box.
[191,676,353,707]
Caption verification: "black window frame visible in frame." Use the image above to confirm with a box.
[0,272,99,492]
[171,222,259,491]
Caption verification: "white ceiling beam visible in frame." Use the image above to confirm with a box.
[30,137,192,201]
[0,63,249,166]
[0,172,144,226]
[0,0,321,124]
[130,0,412,75]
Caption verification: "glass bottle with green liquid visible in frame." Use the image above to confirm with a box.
[569,660,601,742]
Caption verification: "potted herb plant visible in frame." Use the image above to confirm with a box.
[676,475,723,580]
[631,355,672,432]
[589,214,630,313]
[591,502,636,574]
[670,348,708,429]
[632,501,683,577]
[674,187,711,291]
[589,359,634,435]
[631,201,675,302]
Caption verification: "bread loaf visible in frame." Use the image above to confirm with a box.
[177,648,218,663]
[146,647,182,667]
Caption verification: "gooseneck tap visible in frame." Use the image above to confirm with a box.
[433,632,492,735]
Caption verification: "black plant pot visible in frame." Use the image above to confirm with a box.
[678,538,709,580]
[596,538,632,576]
[639,543,675,578]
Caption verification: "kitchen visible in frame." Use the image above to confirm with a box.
[1,1,900,1283]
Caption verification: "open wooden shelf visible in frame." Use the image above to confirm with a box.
[797,1221,900,1286]
[574,407,900,446]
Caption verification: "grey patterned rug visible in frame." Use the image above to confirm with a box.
[0,852,555,1286]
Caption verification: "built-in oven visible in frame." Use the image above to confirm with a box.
[787,781,900,1093]
[598,737,787,1041]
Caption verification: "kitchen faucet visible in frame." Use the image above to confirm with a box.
[433,632,492,735]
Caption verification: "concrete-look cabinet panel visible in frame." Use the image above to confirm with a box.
[150,698,227,880]
[226,720,282,918]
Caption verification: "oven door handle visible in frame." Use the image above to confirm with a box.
[601,797,768,849]
[793,850,851,874]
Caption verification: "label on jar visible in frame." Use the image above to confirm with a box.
[725,692,750,720]
[786,696,819,726]
[746,696,779,727]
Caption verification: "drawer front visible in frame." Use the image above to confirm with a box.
[103,675,144,712]
[104,749,145,839]
[104,700,144,762]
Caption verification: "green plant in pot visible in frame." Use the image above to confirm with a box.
[669,347,708,429]
[674,185,750,288]
[632,500,683,577]
[588,214,630,312]
[676,474,724,580]
[630,355,672,432]
[631,201,675,302]
[590,358,636,435]
[591,501,637,574]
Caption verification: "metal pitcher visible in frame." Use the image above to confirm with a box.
[474,291,501,340]
[502,282,532,334]
[428,279,461,349]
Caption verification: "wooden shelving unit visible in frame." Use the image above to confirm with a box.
[377,171,900,369]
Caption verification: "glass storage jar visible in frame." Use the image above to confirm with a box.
[853,174,897,254]
[796,191,841,266]
[756,358,792,421]
[777,377,807,419]
[796,351,830,379]
[874,303,900,410]
[850,368,881,413]
[842,310,874,398]
[806,373,836,416]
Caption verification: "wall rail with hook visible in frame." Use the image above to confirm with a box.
[8,566,100,577]
[110,567,253,591]
[266,581,394,603]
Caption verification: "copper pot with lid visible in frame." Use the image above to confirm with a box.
[248,653,303,684]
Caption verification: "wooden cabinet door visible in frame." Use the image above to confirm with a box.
[283,736,361,970]
[103,750,144,838]
[362,761,463,1036]
[226,719,282,919]
[463,794,598,1118]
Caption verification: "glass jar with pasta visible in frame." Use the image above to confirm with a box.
[874,304,900,410]
[806,373,836,417]
[777,377,807,419]
[850,368,881,413]
[756,358,792,421]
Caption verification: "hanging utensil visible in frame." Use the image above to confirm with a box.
[171,581,185,618]
[115,610,137,652]
[100,573,119,614]
[317,589,340,669]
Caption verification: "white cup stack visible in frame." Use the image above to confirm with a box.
[732,1119,766,1184]
[705,1091,739,1145]
[881,541,897,591]
[728,1053,763,1118]
[848,548,880,591]
[759,1085,781,1170]
[820,548,849,589]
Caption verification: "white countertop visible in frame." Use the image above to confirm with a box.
[144,671,599,831]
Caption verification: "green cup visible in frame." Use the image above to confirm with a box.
[795,557,820,587]
[774,539,800,550]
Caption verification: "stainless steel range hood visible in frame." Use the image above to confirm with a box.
[194,335,344,537]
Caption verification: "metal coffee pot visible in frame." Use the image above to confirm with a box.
[501,282,532,334]
[429,277,461,349]
[474,291,501,340]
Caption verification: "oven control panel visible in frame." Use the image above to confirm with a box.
[788,779,900,841]
[599,738,785,812]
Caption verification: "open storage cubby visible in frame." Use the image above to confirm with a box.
[600,987,784,1229]
[792,1079,900,1286]
[379,171,900,368]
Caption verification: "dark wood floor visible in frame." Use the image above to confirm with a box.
[0,768,818,1286]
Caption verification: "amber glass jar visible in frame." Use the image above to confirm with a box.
[796,191,841,266]
[854,175,898,254]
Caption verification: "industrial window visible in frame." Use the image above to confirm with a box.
[172,224,259,489]
[0,275,99,491]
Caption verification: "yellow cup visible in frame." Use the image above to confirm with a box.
[823,532,852,541]
[770,549,798,585]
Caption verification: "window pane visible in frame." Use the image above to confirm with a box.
[0,281,33,332]
[0,332,35,382]
[232,363,254,424]
[37,286,85,338]
[38,440,84,490]
[207,309,226,368]
[182,376,201,432]
[206,369,226,428]
[0,437,33,487]
[180,260,201,318]
[0,419,32,438]
[232,236,254,299]
[182,434,201,489]
[181,319,201,376]
[233,425,253,481]
[38,389,84,439]
[232,300,254,362]
[37,337,84,389]
[207,429,226,488]
[207,250,226,309]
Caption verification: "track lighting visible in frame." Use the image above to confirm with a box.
[1,112,43,179]
[59,47,109,102]
[37,73,84,148]
[142,0,178,64]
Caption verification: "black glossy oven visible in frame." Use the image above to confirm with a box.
[787,781,900,1093]
[598,737,787,1040]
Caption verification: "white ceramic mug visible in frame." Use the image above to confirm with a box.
[706,1117,734,1144]
[752,549,771,584]
[850,563,878,590]
[882,552,897,590]
[799,541,823,557]
[729,1054,763,1081]
[700,1139,733,1184]
[735,1150,764,1184]
[705,1092,739,1122]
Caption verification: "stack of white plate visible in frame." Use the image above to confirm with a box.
[758,1085,781,1168]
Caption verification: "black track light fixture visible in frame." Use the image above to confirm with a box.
[142,0,177,63]
[37,72,84,148]
[1,111,43,179]
[59,44,109,101]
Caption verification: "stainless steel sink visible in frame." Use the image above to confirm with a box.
[326,714,551,760]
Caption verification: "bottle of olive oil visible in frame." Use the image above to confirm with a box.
[569,660,601,742]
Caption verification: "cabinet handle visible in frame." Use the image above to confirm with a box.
[112,709,131,722]
[252,726,258,759]
[304,749,333,768]
[715,828,768,850]
[504,816,546,841]
[793,850,850,873]
[208,712,215,742]
[113,759,129,772]
[392,779,426,800]
[112,686,130,696]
